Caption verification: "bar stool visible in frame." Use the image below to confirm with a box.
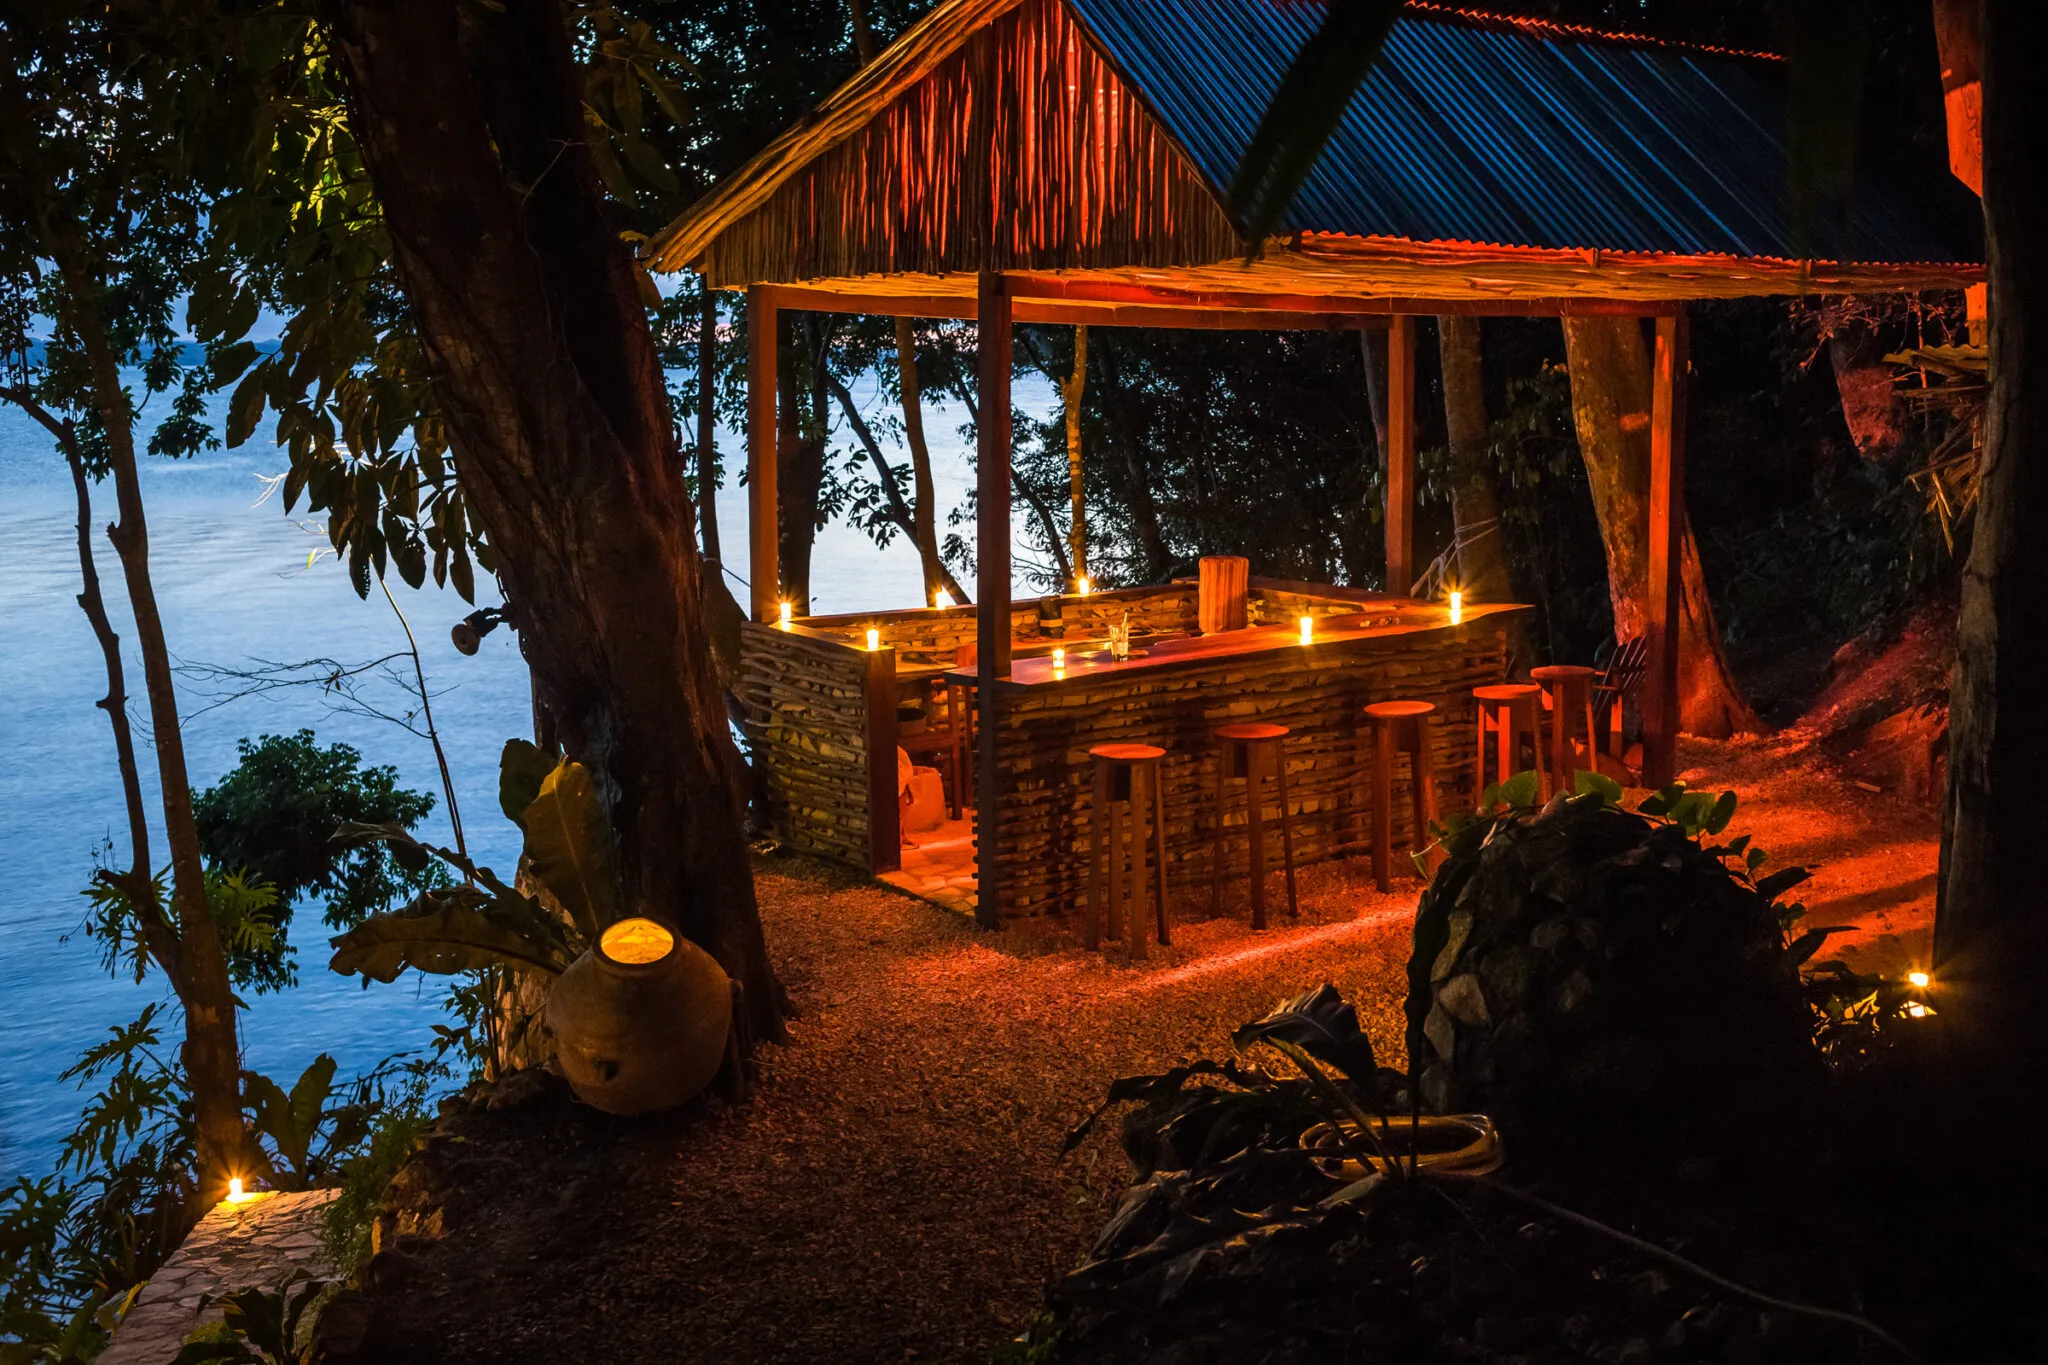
[1087,744,1172,957]
[1209,722,1299,931]
[1364,701,1440,893]
[1473,683,1545,805]
[1530,664,1600,795]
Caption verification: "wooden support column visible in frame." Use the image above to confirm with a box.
[1385,315,1416,595]
[1644,311,1689,788]
[746,285,779,622]
[975,272,1013,929]
[862,645,901,874]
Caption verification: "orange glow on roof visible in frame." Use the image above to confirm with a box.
[1400,2,1784,62]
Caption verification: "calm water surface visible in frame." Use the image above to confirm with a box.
[0,371,1032,1180]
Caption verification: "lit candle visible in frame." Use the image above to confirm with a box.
[1052,646,1065,669]
[1299,615,1314,645]
[228,1177,242,1201]
[1448,590,1463,625]
[778,601,792,629]
[933,588,953,609]
[1075,575,1091,596]
[866,627,881,651]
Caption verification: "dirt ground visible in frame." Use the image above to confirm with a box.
[339,731,1937,1365]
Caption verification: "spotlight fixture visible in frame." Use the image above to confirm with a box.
[451,606,513,656]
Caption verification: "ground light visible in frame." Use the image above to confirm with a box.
[225,1177,257,1205]
[1908,970,1930,988]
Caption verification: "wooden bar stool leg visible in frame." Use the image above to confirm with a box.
[1373,720,1393,893]
[1496,703,1515,799]
[1151,763,1171,947]
[1274,744,1298,918]
[1549,685,1568,798]
[1086,763,1105,950]
[1474,705,1488,811]
[1583,686,1600,784]
[1246,745,1268,931]
[1129,765,1150,962]
[1107,774,1125,944]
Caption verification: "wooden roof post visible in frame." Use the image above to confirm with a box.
[975,271,1013,929]
[1644,310,1689,788]
[746,285,780,622]
[1385,315,1416,595]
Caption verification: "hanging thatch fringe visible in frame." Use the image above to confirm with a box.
[678,0,1245,286]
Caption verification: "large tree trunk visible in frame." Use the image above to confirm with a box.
[1936,0,2047,1045]
[1562,316,1761,738]
[57,255,250,1193]
[325,0,781,1038]
[1436,317,1513,601]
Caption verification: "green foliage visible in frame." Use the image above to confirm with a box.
[192,731,444,931]
[77,859,293,996]
[168,1272,329,1365]
[318,1072,439,1273]
[240,1056,375,1193]
[329,747,620,984]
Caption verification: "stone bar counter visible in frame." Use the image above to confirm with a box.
[960,588,1526,922]
[734,577,1525,923]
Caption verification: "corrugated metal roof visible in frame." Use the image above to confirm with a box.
[1064,0,1979,264]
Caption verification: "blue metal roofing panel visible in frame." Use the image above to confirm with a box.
[1063,0,1979,264]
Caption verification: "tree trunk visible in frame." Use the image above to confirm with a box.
[1827,317,1907,460]
[325,0,782,1039]
[1093,338,1169,580]
[1436,316,1513,602]
[56,256,250,1194]
[1936,0,2048,1045]
[1561,317,1761,738]
[696,278,722,564]
[1063,324,1088,584]
[895,318,954,604]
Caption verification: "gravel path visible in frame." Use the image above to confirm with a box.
[341,736,1935,1364]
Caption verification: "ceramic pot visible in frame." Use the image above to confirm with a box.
[547,918,731,1115]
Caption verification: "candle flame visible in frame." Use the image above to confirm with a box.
[1299,615,1314,644]
[1908,970,1930,989]
[1052,647,1065,668]
[1075,575,1091,596]
[1448,590,1463,625]
[865,628,881,651]
[933,589,953,609]
[778,601,792,629]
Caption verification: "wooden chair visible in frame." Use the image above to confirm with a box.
[1593,636,1649,769]
[1209,722,1299,930]
[1087,743,1171,958]
[1364,701,1440,892]
[900,644,975,819]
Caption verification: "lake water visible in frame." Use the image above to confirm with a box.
[0,370,1043,1182]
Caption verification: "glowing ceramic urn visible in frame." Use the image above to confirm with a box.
[547,918,732,1115]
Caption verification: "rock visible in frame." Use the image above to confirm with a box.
[1529,915,1573,953]
[1552,970,1594,1019]
[1440,974,1491,1027]
[1424,1002,1459,1061]
[1431,910,1473,982]
[1478,946,1537,1013]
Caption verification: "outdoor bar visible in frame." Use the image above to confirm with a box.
[649,0,1982,930]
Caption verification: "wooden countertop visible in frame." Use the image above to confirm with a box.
[946,602,1528,693]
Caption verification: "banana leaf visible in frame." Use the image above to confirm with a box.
[520,761,616,938]
[329,886,571,982]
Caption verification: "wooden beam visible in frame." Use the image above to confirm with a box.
[974,271,1013,930]
[746,285,779,622]
[1385,315,1416,594]
[754,283,1393,331]
[1005,273,1684,318]
[1644,311,1688,788]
